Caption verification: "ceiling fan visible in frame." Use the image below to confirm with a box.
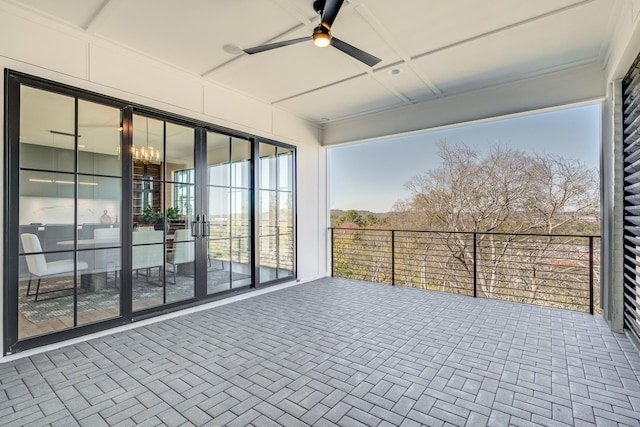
[243,0,382,67]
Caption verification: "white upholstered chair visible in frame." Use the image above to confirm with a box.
[132,230,164,280]
[166,229,194,283]
[21,233,88,301]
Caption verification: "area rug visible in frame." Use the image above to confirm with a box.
[19,270,247,323]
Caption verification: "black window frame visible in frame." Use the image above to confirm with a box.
[3,69,297,355]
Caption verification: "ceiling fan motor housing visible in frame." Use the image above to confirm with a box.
[313,0,326,14]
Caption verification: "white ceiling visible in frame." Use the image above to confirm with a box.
[8,0,621,125]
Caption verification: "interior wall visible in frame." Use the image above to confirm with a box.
[0,4,329,356]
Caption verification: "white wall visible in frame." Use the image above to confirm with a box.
[0,3,329,355]
[600,0,640,332]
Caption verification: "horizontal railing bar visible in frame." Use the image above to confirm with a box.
[330,228,600,239]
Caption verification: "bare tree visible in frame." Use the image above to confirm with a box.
[393,141,599,301]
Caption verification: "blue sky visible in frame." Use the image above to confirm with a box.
[329,104,601,212]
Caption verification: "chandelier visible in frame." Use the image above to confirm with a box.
[131,145,161,163]
[116,118,161,163]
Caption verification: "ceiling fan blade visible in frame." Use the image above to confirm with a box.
[331,37,382,67]
[322,0,344,29]
[243,37,311,55]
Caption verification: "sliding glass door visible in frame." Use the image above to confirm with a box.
[131,115,197,312]
[4,71,296,354]
[205,132,252,294]
[259,143,295,282]
[15,84,123,341]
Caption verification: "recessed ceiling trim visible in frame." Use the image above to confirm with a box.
[353,3,442,96]
[410,0,599,62]
[323,60,604,126]
[83,0,120,33]
[270,0,315,26]
[271,72,368,104]
[202,22,311,78]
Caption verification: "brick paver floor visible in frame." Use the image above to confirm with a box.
[1,277,640,426]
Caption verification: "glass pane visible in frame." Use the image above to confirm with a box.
[259,143,294,284]
[76,176,122,249]
[131,230,165,311]
[260,189,277,230]
[17,250,78,339]
[207,132,230,187]
[77,248,121,326]
[279,192,293,229]
[20,86,75,173]
[78,100,122,176]
[230,188,250,288]
[132,115,164,179]
[231,138,251,188]
[166,227,195,303]
[168,183,194,223]
[20,170,76,199]
[259,143,277,190]
[278,148,293,191]
[231,236,251,288]
[19,170,76,250]
[278,233,294,272]
[207,186,231,294]
[166,123,194,183]
[133,180,164,229]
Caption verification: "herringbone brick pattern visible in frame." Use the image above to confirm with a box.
[1,278,639,426]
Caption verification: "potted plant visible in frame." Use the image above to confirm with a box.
[142,205,162,225]
[166,206,181,222]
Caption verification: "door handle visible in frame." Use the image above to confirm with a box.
[201,214,208,237]
[191,214,200,238]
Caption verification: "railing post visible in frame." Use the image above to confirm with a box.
[331,228,335,277]
[391,230,395,286]
[589,236,594,315]
[473,232,477,298]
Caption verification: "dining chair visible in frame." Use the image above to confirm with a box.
[166,229,195,283]
[132,230,164,280]
[20,233,88,301]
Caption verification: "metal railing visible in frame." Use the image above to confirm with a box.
[330,228,600,314]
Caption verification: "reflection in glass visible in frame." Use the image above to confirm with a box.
[205,132,252,294]
[166,123,194,178]
[259,143,294,283]
[20,86,75,173]
[78,100,122,176]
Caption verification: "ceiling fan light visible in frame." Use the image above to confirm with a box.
[313,27,331,47]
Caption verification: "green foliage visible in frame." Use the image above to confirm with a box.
[143,205,182,223]
[333,210,387,228]
[166,206,181,221]
[335,210,364,227]
[142,205,162,224]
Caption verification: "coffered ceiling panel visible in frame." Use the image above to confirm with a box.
[7,0,622,125]
[12,0,107,28]
[275,74,406,122]
[413,0,611,95]
[359,0,590,58]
